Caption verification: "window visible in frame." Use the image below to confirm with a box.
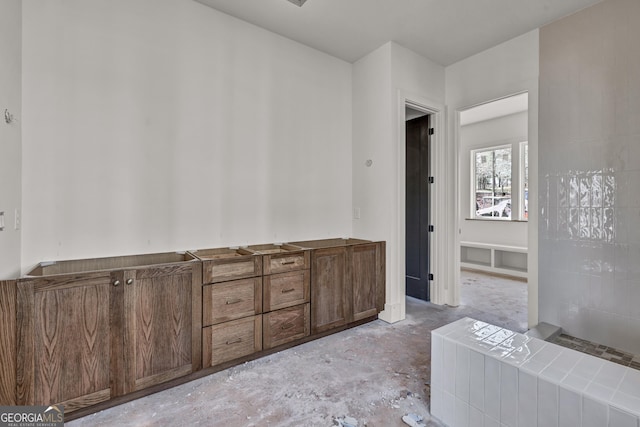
[521,142,528,220]
[473,146,512,218]
[472,142,528,220]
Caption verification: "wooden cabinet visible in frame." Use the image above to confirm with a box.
[263,304,310,349]
[16,272,113,412]
[244,244,311,350]
[0,238,384,418]
[116,263,200,394]
[196,247,262,284]
[263,270,309,312]
[203,315,262,368]
[245,244,310,274]
[308,246,350,334]
[14,253,201,413]
[203,277,262,326]
[192,248,264,368]
[0,281,17,406]
[351,242,385,321]
[289,239,385,335]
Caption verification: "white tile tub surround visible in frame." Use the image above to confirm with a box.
[431,318,640,427]
[538,0,640,357]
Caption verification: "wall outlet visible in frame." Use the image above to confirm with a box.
[14,208,20,230]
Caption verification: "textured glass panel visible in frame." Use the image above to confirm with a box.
[603,174,615,208]
[569,176,579,208]
[558,175,568,208]
[591,208,603,241]
[592,174,602,208]
[603,208,615,243]
[615,171,628,208]
[579,208,591,239]
[569,208,580,239]
[580,176,591,208]
[541,177,549,238]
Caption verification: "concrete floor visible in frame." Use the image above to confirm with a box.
[69,270,526,427]
[459,269,528,332]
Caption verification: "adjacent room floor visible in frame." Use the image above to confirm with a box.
[69,270,527,427]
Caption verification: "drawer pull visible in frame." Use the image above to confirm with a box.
[282,288,296,294]
[281,323,294,330]
[225,298,242,305]
[281,260,296,265]
[226,338,242,345]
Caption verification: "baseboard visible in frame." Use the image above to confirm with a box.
[378,302,405,323]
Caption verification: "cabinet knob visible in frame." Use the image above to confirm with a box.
[126,279,133,285]
[113,280,121,287]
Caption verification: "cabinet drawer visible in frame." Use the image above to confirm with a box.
[203,315,262,368]
[263,303,310,349]
[263,270,309,312]
[203,277,262,326]
[264,251,310,275]
[202,256,262,283]
[202,256,262,284]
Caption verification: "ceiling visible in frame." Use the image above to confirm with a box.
[193,0,602,65]
[460,92,529,126]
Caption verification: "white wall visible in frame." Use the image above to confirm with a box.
[353,41,445,322]
[445,30,539,325]
[539,0,640,354]
[0,0,22,279]
[459,111,528,247]
[21,0,353,270]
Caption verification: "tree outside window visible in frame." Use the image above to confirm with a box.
[474,146,512,218]
[522,142,528,219]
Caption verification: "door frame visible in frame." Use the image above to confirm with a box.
[404,112,431,301]
[395,91,453,311]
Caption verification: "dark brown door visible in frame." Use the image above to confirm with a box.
[406,114,431,301]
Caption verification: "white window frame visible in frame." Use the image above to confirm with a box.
[520,141,529,221]
[470,144,513,220]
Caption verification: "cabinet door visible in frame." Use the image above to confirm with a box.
[16,273,114,412]
[310,247,349,334]
[119,263,200,394]
[351,243,383,321]
[0,280,17,406]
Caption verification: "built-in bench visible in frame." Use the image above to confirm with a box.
[460,242,527,279]
[431,318,640,427]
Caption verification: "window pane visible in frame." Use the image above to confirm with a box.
[474,146,512,219]
[523,142,529,220]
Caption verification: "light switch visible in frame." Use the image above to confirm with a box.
[14,208,20,230]
[0,211,4,231]
[353,207,361,219]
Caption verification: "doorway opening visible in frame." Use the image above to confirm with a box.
[405,105,432,301]
[457,92,529,330]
